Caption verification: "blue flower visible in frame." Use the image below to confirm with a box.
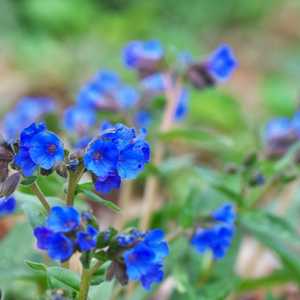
[74,136,92,150]
[2,97,55,143]
[63,105,96,135]
[134,111,152,128]
[94,173,121,194]
[114,86,140,109]
[0,196,16,217]
[83,139,119,177]
[47,206,80,233]
[264,117,292,142]
[117,140,150,180]
[290,112,300,138]
[123,40,164,69]
[212,203,235,225]
[14,123,47,176]
[207,44,237,81]
[77,70,120,109]
[14,147,38,176]
[175,88,189,121]
[29,131,64,170]
[76,225,98,251]
[191,203,236,260]
[47,233,74,262]
[141,73,166,93]
[123,229,169,290]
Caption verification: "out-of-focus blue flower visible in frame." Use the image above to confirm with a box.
[264,117,291,142]
[123,229,169,290]
[290,112,300,138]
[34,206,98,262]
[175,88,189,121]
[134,111,152,128]
[212,203,235,225]
[141,73,166,93]
[76,225,98,251]
[0,196,16,217]
[63,105,96,135]
[94,173,121,194]
[77,70,120,109]
[2,97,55,143]
[114,86,140,109]
[84,139,119,177]
[47,206,80,233]
[74,136,92,150]
[123,40,164,69]
[191,203,236,260]
[29,131,64,170]
[206,44,237,81]
[191,225,234,259]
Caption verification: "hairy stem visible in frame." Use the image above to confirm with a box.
[140,74,182,230]
[78,268,90,300]
[66,165,84,206]
[31,182,50,212]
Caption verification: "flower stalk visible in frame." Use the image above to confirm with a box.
[31,181,50,212]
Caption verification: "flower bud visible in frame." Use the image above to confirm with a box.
[0,161,9,182]
[0,172,21,197]
[186,63,215,90]
[106,261,128,286]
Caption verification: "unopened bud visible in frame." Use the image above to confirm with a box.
[0,172,21,197]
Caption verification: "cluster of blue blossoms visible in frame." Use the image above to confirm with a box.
[34,206,98,262]
[264,112,300,158]
[191,203,235,259]
[84,123,150,193]
[116,229,169,290]
[2,97,55,144]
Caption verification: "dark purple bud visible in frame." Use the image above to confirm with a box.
[106,261,128,286]
[56,164,68,178]
[0,145,13,162]
[0,172,21,197]
[186,63,215,89]
[0,161,9,182]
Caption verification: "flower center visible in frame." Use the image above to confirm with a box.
[47,143,57,154]
[93,151,102,161]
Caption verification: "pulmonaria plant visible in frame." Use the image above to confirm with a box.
[0,40,240,300]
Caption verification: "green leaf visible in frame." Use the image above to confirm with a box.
[79,189,120,213]
[240,211,300,281]
[89,281,114,300]
[15,191,47,227]
[212,184,243,206]
[47,267,80,292]
[25,260,47,272]
[238,269,294,292]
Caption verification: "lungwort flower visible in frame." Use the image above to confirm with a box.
[191,203,236,260]
[123,229,169,290]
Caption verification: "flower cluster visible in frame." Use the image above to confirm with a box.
[191,203,235,260]
[84,123,150,193]
[2,97,55,144]
[112,229,169,290]
[264,113,300,158]
[14,123,64,176]
[76,70,139,111]
[34,206,98,262]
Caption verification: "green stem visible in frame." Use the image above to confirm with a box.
[78,261,102,300]
[31,182,50,212]
[66,165,84,206]
[78,268,91,300]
